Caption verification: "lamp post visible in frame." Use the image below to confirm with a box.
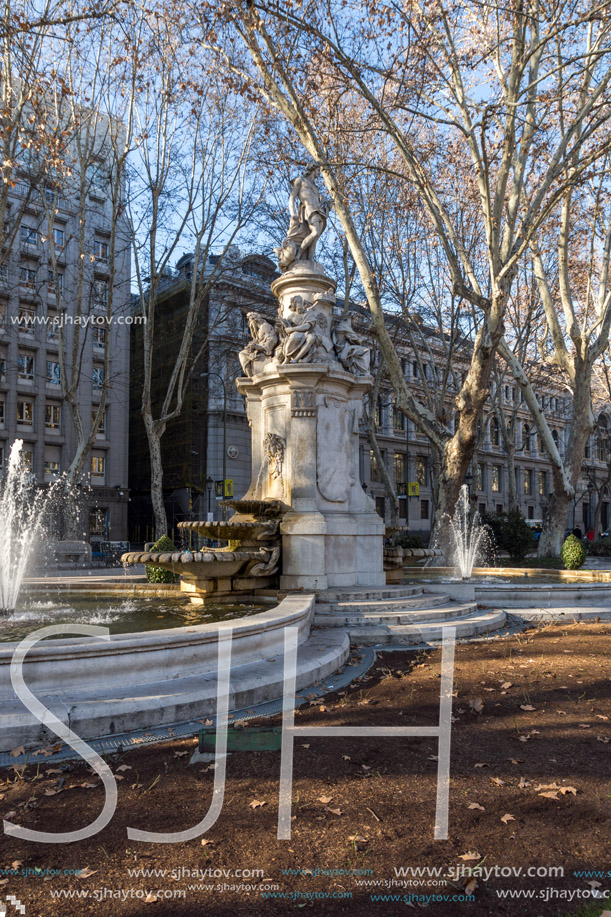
[206,475,213,518]
[200,372,227,520]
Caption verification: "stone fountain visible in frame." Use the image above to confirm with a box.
[123,164,385,598]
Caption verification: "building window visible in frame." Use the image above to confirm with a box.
[45,403,60,428]
[538,470,546,496]
[491,417,500,447]
[92,366,105,390]
[394,452,407,485]
[522,423,531,452]
[17,400,34,424]
[399,497,407,519]
[86,163,106,196]
[44,460,60,475]
[393,405,405,432]
[93,328,106,353]
[94,238,109,262]
[21,450,33,471]
[18,306,36,334]
[46,360,61,385]
[89,507,109,538]
[420,499,429,520]
[0,400,4,425]
[476,462,485,492]
[496,503,504,515]
[416,457,427,487]
[523,469,532,495]
[478,502,486,517]
[375,495,385,519]
[19,266,36,288]
[47,270,63,294]
[91,455,105,478]
[491,465,501,493]
[92,279,108,308]
[20,225,37,246]
[527,504,534,520]
[0,357,6,381]
[370,449,381,482]
[52,226,64,250]
[92,408,105,435]
[47,312,59,343]
[0,263,7,282]
[17,352,34,380]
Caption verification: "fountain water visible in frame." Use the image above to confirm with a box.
[445,485,492,580]
[0,440,64,613]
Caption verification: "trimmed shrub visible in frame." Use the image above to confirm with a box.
[146,534,180,584]
[587,537,611,557]
[561,534,586,570]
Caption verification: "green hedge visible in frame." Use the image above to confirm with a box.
[482,508,533,560]
[561,534,586,570]
[146,534,180,584]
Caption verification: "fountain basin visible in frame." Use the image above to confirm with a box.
[405,567,611,609]
[0,592,349,752]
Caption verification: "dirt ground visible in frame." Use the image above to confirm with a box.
[1,622,610,917]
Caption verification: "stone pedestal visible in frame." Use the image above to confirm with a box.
[237,360,385,590]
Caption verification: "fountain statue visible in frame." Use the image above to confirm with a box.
[123,164,385,598]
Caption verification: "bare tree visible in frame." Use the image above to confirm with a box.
[202,0,611,538]
[123,12,265,537]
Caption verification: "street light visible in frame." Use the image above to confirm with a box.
[206,475,213,517]
[200,371,227,520]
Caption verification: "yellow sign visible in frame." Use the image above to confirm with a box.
[224,479,233,497]
[215,479,234,498]
[408,482,420,497]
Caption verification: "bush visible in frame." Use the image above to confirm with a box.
[393,533,424,549]
[587,537,611,557]
[561,534,586,569]
[482,508,534,561]
[146,534,180,584]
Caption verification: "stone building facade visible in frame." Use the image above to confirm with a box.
[0,129,131,542]
[128,248,610,543]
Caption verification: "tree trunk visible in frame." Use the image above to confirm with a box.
[506,443,518,510]
[538,476,572,557]
[143,414,168,540]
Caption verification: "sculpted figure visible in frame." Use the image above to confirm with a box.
[238,311,278,377]
[332,313,371,375]
[274,166,332,271]
[276,296,334,364]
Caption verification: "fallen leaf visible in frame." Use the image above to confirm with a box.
[560,786,577,796]
[501,682,513,690]
[539,792,560,800]
[11,861,22,869]
[44,788,61,796]
[474,762,489,768]
[9,746,25,758]
[173,751,188,758]
[145,892,158,903]
[491,777,505,786]
[467,802,485,811]
[578,724,591,729]
[116,765,132,772]
[301,744,310,749]
[509,759,522,765]
[586,880,602,889]
[79,867,97,879]
[325,807,342,816]
[518,777,531,788]
[80,783,97,789]
[342,755,351,761]
[464,877,478,895]
[520,705,536,711]
[595,714,609,721]
[458,851,481,861]
[500,813,515,824]
[249,800,266,809]
[45,769,62,775]
[469,698,484,714]
[0,880,8,887]
[597,734,610,743]
[200,839,215,846]
[318,795,332,804]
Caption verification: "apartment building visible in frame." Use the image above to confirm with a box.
[0,123,131,542]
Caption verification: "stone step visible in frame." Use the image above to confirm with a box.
[0,630,350,753]
[345,610,507,645]
[316,586,423,604]
[317,593,450,615]
[315,601,478,628]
